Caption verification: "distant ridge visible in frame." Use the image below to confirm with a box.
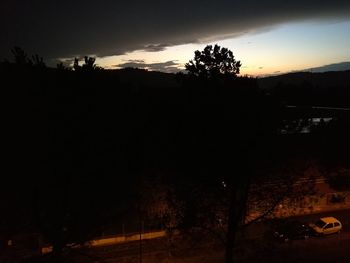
[258,70,350,90]
[110,67,180,88]
[303,62,350,73]
[113,67,350,90]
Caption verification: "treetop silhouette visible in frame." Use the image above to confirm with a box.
[185,44,241,79]
[73,56,103,71]
[10,46,46,68]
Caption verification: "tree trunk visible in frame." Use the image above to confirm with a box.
[225,185,238,263]
[225,178,251,263]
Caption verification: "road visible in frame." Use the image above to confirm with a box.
[236,208,350,263]
[238,229,350,263]
[8,208,350,263]
[87,208,350,263]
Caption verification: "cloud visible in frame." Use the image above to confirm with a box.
[143,44,169,52]
[1,0,350,60]
[57,57,76,66]
[115,60,182,73]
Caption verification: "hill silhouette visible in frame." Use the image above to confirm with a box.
[303,61,350,73]
[258,70,350,107]
[115,68,350,92]
[113,67,180,88]
[258,70,350,90]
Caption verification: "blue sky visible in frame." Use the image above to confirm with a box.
[3,0,350,74]
[98,19,350,76]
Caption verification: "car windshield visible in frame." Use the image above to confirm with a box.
[314,219,327,228]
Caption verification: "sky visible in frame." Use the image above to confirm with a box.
[1,1,350,76]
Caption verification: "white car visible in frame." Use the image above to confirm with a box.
[309,217,342,236]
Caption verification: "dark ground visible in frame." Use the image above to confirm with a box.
[3,209,349,263]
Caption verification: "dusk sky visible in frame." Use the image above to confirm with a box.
[1,0,350,76]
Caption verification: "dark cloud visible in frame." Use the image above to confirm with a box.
[57,57,76,66]
[1,0,350,60]
[121,59,145,64]
[115,60,181,73]
[143,44,170,52]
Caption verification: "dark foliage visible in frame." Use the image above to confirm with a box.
[1,48,349,262]
[185,44,241,79]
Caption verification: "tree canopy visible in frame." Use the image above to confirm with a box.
[185,44,241,78]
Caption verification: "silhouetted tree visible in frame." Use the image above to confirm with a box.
[3,45,349,263]
[82,56,96,71]
[185,44,241,78]
[56,62,69,70]
[140,176,183,232]
[73,57,80,71]
[152,74,278,263]
[31,54,46,68]
[11,46,32,66]
[73,56,103,71]
[317,117,350,191]
[10,47,46,68]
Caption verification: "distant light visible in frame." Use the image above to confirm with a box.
[222,181,227,188]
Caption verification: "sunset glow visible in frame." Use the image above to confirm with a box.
[97,20,350,76]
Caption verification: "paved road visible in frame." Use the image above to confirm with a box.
[8,208,350,263]
[70,230,350,263]
[238,229,350,263]
[236,208,350,263]
[242,208,350,239]
[87,208,350,263]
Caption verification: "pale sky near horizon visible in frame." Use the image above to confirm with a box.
[97,19,350,76]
